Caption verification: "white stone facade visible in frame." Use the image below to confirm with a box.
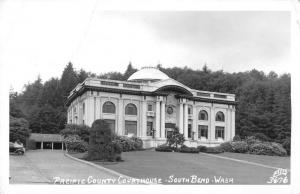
[66,67,236,148]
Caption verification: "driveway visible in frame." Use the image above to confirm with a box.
[9,150,119,184]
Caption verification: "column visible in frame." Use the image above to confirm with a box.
[210,105,215,141]
[41,142,43,149]
[141,100,147,137]
[51,142,54,150]
[183,103,188,139]
[95,98,100,120]
[155,98,161,138]
[62,142,64,150]
[118,99,123,135]
[193,105,197,140]
[226,107,230,141]
[179,100,184,134]
[160,100,165,138]
[231,106,236,139]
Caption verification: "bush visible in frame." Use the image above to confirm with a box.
[60,124,90,142]
[87,119,122,161]
[245,136,261,145]
[197,145,207,152]
[179,146,199,153]
[220,142,233,152]
[64,135,88,153]
[167,127,185,149]
[202,146,224,154]
[253,133,271,142]
[282,139,290,156]
[155,145,173,152]
[231,141,248,153]
[113,136,143,152]
[233,135,241,142]
[249,142,287,156]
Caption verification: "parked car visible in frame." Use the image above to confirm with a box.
[9,141,25,155]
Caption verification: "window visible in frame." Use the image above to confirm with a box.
[147,122,153,136]
[73,107,77,113]
[125,103,137,115]
[214,94,227,99]
[147,104,153,111]
[215,126,224,139]
[82,103,85,115]
[102,101,116,114]
[216,111,225,122]
[104,119,115,133]
[199,110,208,120]
[188,124,192,138]
[198,125,208,139]
[188,107,192,115]
[125,121,137,136]
[167,106,173,114]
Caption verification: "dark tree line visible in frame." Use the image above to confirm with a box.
[10,62,290,145]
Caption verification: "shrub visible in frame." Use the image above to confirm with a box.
[87,119,122,161]
[253,133,271,142]
[113,136,143,152]
[197,145,207,152]
[231,141,248,153]
[245,136,261,145]
[64,135,88,153]
[203,146,224,154]
[220,142,233,152]
[179,146,199,153]
[249,142,287,156]
[167,127,185,149]
[60,124,90,142]
[155,145,173,152]
[131,137,143,150]
[233,135,241,142]
[282,139,290,156]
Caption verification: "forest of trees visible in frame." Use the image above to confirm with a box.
[9,62,291,145]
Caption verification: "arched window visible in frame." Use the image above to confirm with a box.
[216,111,225,122]
[198,110,208,120]
[125,103,137,115]
[102,101,116,114]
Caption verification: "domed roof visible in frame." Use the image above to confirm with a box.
[128,67,169,82]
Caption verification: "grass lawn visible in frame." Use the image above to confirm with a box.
[70,150,290,185]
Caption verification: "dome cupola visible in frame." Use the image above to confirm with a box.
[127,66,169,83]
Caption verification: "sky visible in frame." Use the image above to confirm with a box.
[0,0,291,92]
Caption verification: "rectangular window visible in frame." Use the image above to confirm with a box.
[197,92,210,97]
[215,126,225,139]
[147,122,153,136]
[101,81,119,86]
[147,104,153,111]
[188,107,192,115]
[104,119,115,133]
[125,121,137,136]
[214,94,227,99]
[82,103,85,115]
[123,83,140,89]
[188,124,192,138]
[198,125,208,139]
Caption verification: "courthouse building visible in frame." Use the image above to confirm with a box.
[66,67,236,148]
